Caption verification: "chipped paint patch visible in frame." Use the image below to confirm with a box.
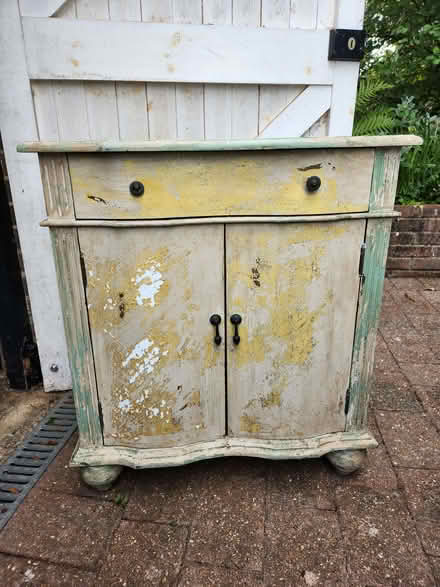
[134,263,164,307]
[122,338,162,384]
[119,399,132,413]
[261,390,281,408]
[240,413,261,434]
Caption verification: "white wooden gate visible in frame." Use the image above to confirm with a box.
[0,0,365,391]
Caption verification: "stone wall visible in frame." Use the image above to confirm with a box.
[387,205,440,277]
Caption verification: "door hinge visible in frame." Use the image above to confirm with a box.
[98,401,104,430]
[359,243,366,286]
[328,29,366,61]
[80,253,88,289]
[344,388,351,415]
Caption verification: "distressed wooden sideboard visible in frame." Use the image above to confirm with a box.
[19,136,421,490]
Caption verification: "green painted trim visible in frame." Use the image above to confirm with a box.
[346,218,392,431]
[50,230,102,446]
[369,149,386,211]
[17,135,422,153]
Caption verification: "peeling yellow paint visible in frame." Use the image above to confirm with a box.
[228,223,350,437]
[70,151,370,219]
[261,390,281,408]
[81,239,216,444]
[240,413,261,434]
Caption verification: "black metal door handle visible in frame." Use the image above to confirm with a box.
[230,314,242,345]
[209,314,222,346]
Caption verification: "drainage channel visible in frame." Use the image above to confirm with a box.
[0,392,77,531]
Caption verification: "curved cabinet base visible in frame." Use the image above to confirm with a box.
[71,431,377,470]
[326,449,367,475]
[80,465,123,491]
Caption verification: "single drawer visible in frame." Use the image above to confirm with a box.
[69,149,374,220]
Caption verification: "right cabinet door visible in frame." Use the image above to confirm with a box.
[226,220,366,439]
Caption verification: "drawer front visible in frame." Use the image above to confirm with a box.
[69,149,374,220]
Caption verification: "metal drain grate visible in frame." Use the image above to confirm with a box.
[0,392,77,531]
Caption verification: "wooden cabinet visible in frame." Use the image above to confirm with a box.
[19,135,421,489]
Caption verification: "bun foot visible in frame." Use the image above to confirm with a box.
[80,465,123,491]
[326,449,366,475]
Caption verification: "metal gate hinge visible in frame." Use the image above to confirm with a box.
[328,29,366,61]
[98,401,104,430]
[80,253,88,289]
[344,388,351,415]
[359,243,366,286]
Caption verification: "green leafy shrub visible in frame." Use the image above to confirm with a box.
[353,78,394,135]
[393,97,440,204]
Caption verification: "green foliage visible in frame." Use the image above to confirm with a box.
[355,1,440,204]
[354,78,394,135]
[393,98,440,205]
[363,0,440,114]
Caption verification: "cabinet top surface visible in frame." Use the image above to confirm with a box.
[17,135,422,153]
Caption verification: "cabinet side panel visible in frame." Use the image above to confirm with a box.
[50,228,102,446]
[39,154,74,218]
[369,147,401,211]
[226,220,365,439]
[78,225,226,449]
[347,218,392,430]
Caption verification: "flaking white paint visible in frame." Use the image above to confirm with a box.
[135,263,164,307]
[119,398,132,412]
[122,337,162,383]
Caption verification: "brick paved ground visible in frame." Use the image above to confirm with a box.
[0,277,439,586]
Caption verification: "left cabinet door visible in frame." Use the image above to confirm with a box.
[78,225,226,448]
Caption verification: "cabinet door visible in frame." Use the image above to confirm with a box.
[226,221,366,439]
[78,225,225,448]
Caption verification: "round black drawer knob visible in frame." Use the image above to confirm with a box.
[306,176,321,193]
[129,181,144,197]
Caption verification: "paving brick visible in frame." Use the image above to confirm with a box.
[400,363,440,387]
[383,277,396,292]
[412,257,440,271]
[371,369,422,412]
[332,443,397,493]
[0,553,97,586]
[376,411,440,469]
[178,565,264,586]
[390,277,426,290]
[267,458,335,511]
[38,435,133,500]
[414,386,440,432]
[390,288,437,313]
[429,556,440,584]
[0,489,121,569]
[336,486,434,585]
[422,289,440,309]
[367,410,383,444]
[379,300,413,329]
[394,205,424,218]
[389,245,438,258]
[380,328,437,365]
[418,277,440,290]
[98,520,187,586]
[185,459,266,571]
[264,504,347,586]
[123,463,199,524]
[395,218,440,232]
[397,468,440,521]
[416,520,440,557]
[390,231,416,245]
[408,312,440,331]
[387,256,414,270]
[374,331,399,372]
